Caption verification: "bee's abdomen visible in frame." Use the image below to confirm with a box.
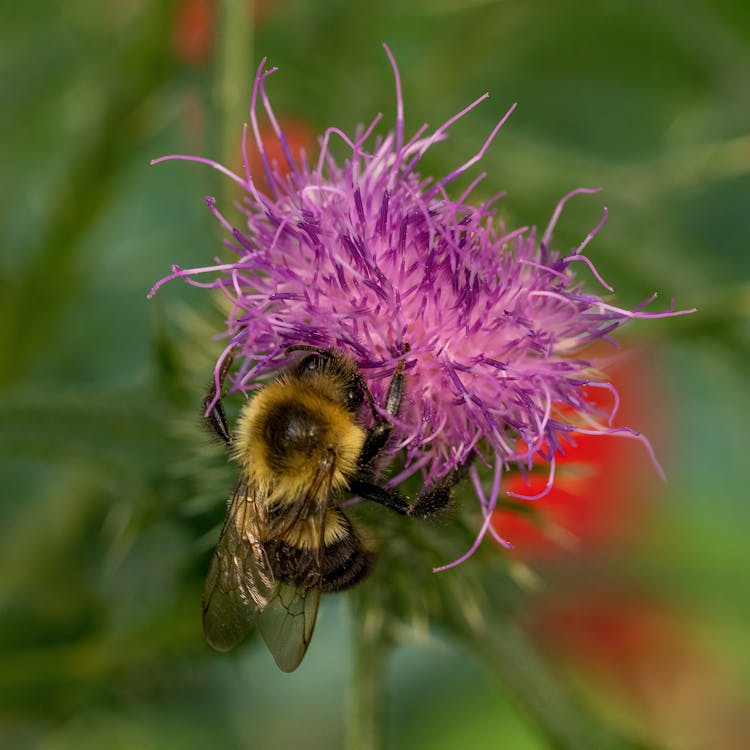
[264,512,375,593]
[319,529,375,593]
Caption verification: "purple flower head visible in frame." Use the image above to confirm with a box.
[150,45,694,569]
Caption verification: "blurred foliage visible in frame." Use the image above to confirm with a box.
[2,0,749,748]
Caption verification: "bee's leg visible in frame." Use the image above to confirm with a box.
[350,459,470,519]
[408,463,469,518]
[382,358,405,418]
[202,350,235,445]
[204,398,231,445]
[348,479,411,515]
[358,360,406,470]
[358,425,391,471]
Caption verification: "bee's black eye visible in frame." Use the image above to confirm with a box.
[345,384,364,410]
[296,354,322,376]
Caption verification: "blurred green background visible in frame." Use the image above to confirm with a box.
[2,1,749,748]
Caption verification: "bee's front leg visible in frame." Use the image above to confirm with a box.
[350,459,471,519]
[358,358,405,471]
[407,462,471,518]
[202,349,235,445]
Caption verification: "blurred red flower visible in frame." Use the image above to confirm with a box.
[530,591,750,748]
[504,346,750,746]
[172,0,274,65]
[493,344,666,558]
[242,118,314,192]
[172,0,215,65]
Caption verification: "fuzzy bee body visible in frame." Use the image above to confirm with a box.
[201,346,460,671]
[264,511,375,593]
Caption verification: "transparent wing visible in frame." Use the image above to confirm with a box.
[255,459,334,672]
[256,582,321,672]
[202,478,275,652]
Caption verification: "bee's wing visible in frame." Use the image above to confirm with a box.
[255,460,334,672]
[202,478,275,652]
[255,581,321,672]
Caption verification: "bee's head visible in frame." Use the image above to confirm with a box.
[292,349,366,413]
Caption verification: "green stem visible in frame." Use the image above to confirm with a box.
[445,614,658,750]
[348,602,389,750]
[215,0,254,208]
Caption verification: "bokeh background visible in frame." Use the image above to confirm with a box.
[2,1,749,748]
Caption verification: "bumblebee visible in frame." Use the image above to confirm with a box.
[201,346,460,671]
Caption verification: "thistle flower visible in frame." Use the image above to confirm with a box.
[149,45,694,569]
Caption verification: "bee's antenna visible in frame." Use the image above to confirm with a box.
[285,344,330,357]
